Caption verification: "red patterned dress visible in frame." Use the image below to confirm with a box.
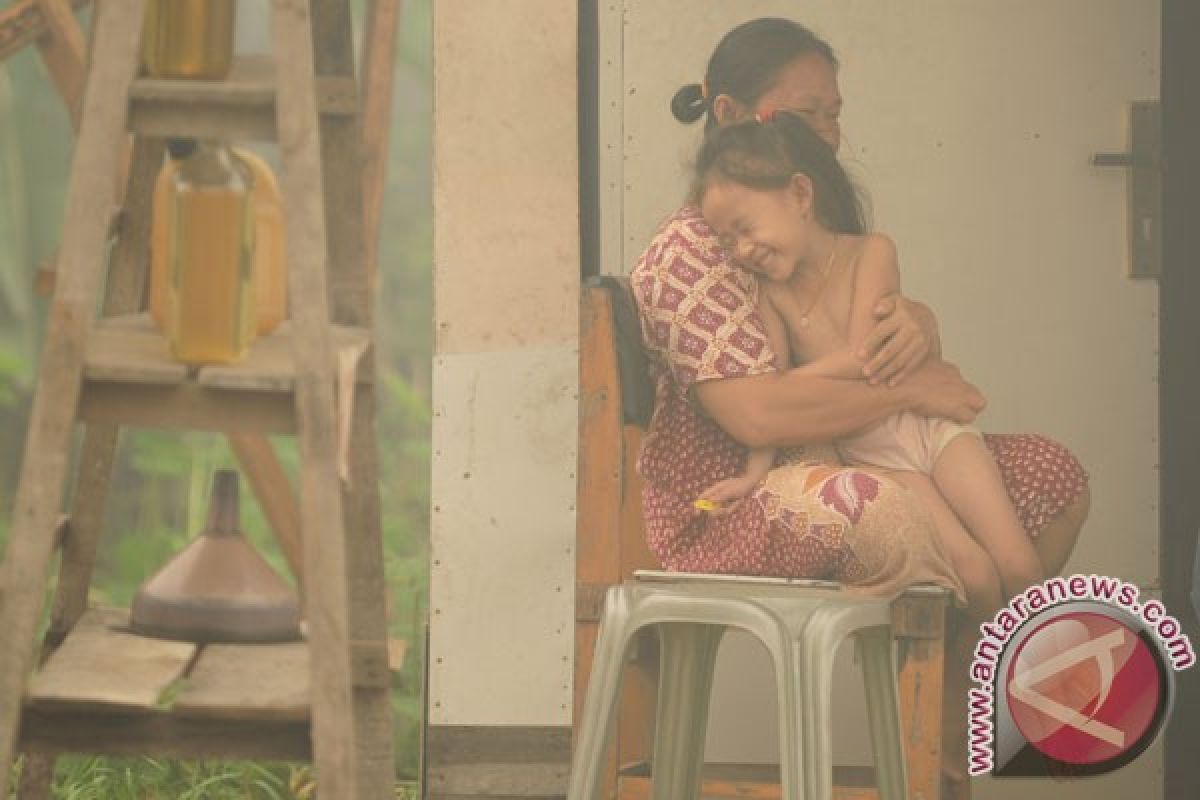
[631,207,1088,596]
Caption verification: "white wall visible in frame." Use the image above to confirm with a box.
[429,0,579,727]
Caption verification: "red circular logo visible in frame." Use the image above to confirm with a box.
[1005,611,1164,766]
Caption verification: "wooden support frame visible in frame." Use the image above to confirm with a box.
[14,0,396,618]
[0,0,396,797]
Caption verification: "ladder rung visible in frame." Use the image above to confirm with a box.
[79,381,298,434]
[77,313,370,433]
[128,54,358,142]
[85,313,370,390]
[20,707,311,762]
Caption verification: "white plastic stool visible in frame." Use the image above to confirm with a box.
[567,571,914,800]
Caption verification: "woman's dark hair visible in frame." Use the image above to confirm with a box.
[671,18,837,131]
[693,111,866,235]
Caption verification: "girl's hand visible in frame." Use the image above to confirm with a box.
[695,476,759,515]
[857,294,941,387]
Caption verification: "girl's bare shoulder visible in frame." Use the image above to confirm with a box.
[857,232,898,261]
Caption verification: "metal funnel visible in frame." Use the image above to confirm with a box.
[130,469,301,642]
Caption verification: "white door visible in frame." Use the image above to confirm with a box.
[600,3,1160,797]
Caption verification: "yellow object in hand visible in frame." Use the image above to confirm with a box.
[693,498,720,512]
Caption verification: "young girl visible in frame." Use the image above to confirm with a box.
[693,110,1044,618]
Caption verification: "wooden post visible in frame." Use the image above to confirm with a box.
[0,0,145,790]
[576,287,625,796]
[272,0,368,795]
[891,594,949,800]
[312,0,397,793]
[360,0,401,291]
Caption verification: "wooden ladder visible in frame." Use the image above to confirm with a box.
[0,0,394,797]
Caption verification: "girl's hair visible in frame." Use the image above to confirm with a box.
[671,18,838,131]
[693,111,866,235]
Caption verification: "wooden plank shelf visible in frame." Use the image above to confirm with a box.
[27,607,314,717]
[26,609,195,712]
[127,54,358,141]
[76,313,370,433]
[85,312,371,390]
[173,642,311,722]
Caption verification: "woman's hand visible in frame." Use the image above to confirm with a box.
[856,294,942,387]
[905,360,986,424]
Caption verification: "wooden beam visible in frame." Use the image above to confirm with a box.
[272,1,360,796]
[311,1,396,796]
[0,0,90,63]
[360,0,401,292]
[48,137,163,647]
[227,433,305,585]
[892,594,948,800]
[20,709,312,761]
[0,0,145,788]
[79,382,297,434]
[574,287,624,796]
[32,0,86,129]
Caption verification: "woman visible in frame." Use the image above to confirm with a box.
[630,17,1090,798]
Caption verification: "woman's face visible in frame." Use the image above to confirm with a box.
[721,53,843,152]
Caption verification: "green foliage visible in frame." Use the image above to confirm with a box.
[8,755,422,799]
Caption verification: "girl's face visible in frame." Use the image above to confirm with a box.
[700,178,811,282]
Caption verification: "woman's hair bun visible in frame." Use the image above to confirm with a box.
[671,83,707,124]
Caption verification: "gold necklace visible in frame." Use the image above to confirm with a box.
[797,235,838,328]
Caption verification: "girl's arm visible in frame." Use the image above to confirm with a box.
[781,235,903,381]
[847,234,903,349]
[856,240,934,385]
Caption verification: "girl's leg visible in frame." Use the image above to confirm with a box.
[933,435,1045,599]
[888,471,1004,623]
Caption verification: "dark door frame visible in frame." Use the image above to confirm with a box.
[1162,1,1200,797]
